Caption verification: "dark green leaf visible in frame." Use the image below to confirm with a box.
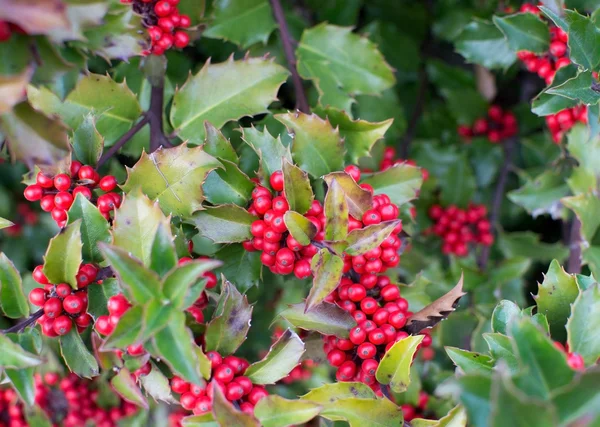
[59,329,99,378]
[111,368,148,409]
[5,331,39,406]
[43,220,83,289]
[282,158,314,215]
[551,369,600,425]
[458,374,492,427]
[532,64,580,116]
[214,244,262,293]
[86,279,120,319]
[445,347,494,375]
[455,19,517,70]
[102,305,143,350]
[305,249,344,311]
[484,333,519,373]
[361,163,422,207]
[192,205,255,244]
[67,194,111,264]
[492,300,522,335]
[0,253,28,318]
[493,13,550,54]
[203,159,254,207]
[71,113,103,166]
[203,122,238,163]
[149,222,178,278]
[246,329,305,384]
[563,10,600,71]
[241,126,292,189]
[546,71,600,105]
[507,171,570,217]
[278,302,356,337]
[162,259,221,308]
[567,283,600,365]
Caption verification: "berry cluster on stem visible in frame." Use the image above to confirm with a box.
[170,353,268,416]
[399,391,430,422]
[426,204,493,257]
[23,162,120,227]
[545,105,588,143]
[29,264,99,337]
[120,0,191,55]
[457,105,518,144]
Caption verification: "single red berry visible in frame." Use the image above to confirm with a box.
[51,208,68,223]
[24,185,44,201]
[44,297,63,319]
[360,297,378,314]
[53,315,72,336]
[180,392,197,410]
[247,387,268,405]
[154,0,173,17]
[179,14,191,27]
[361,358,379,376]
[53,174,71,191]
[32,265,49,285]
[95,315,113,335]
[54,191,74,210]
[55,283,72,298]
[250,220,266,237]
[272,196,289,213]
[193,396,212,415]
[253,196,272,215]
[275,248,295,267]
[357,342,377,359]
[380,284,400,301]
[36,172,55,188]
[72,186,92,200]
[62,295,84,314]
[389,311,407,329]
[74,313,92,328]
[327,349,346,367]
[347,284,367,302]
[99,176,118,192]
[127,343,145,356]
[225,383,244,401]
[173,31,190,49]
[233,376,253,395]
[107,294,130,316]
[293,260,311,279]
[349,326,367,345]
[0,21,11,41]
[213,364,235,383]
[362,209,381,226]
[78,165,95,181]
[344,165,361,182]
[171,376,189,394]
[29,288,47,306]
[269,170,284,192]
[40,195,55,212]
[206,351,222,368]
[567,353,585,371]
[368,328,386,345]
[271,215,288,233]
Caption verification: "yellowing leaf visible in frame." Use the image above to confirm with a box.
[0,66,33,114]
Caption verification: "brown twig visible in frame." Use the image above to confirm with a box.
[270,0,310,113]
[566,217,582,274]
[148,77,172,152]
[477,137,517,270]
[96,115,150,168]
[2,309,44,334]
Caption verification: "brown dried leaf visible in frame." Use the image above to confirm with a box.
[0,0,69,35]
[0,67,33,114]
[404,274,467,335]
[475,65,497,101]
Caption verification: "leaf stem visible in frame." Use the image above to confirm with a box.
[97,115,150,169]
[477,137,517,270]
[1,309,44,334]
[148,76,172,152]
[270,0,310,113]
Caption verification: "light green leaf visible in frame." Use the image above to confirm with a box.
[492,13,550,54]
[283,211,317,246]
[212,380,260,426]
[345,220,400,256]
[71,113,103,166]
[203,0,276,48]
[562,193,600,242]
[241,126,291,189]
[42,220,82,289]
[0,253,29,318]
[323,172,373,219]
[86,279,120,319]
[361,163,422,207]
[0,218,13,229]
[551,369,600,425]
[0,334,41,369]
[455,19,517,70]
[139,361,177,404]
[532,64,580,116]
[278,302,356,337]
[170,57,289,144]
[282,158,314,215]
[507,171,569,218]
[162,259,221,309]
[376,335,423,393]
[296,24,395,111]
[5,331,39,406]
[546,71,600,105]
[203,122,238,163]
[59,329,99,379]
[111,368,148,409]
[275,112,345,178]
[67,193,111,263]
[319,397,404,426]
[192,205,255,244]
[483,333,519,373]
[112,188,170,266]
[567,283,600,366]
[254,395,322,427]
[246,329,305,384]
[101,305,143,350]
[457,374,492,427]
[302,382,376,402]
[203,159,254,207]
[535,259,578,341]
[305,249,344,311]
[491,300,522,335]
[121,144,221,218]
[182,414,219,427]
[567,123,600,176]
[324,179,348,242]
[446,347,494,375]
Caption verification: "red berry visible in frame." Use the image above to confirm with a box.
[253,196,272,215]
[348,284,367,302]
[567,353,585,371]
[344,165,361,182]
[99,176,117,192]
[250,220,266,237]
[54,191,74,210]
[368,328,386,345]
[357,342,377,359]
[0,21,11,41]
[55,283,71,298]
[171,376,189,394]
[95,315,113,335]
[154,0,173,17]
[53,316,72,336]
[148,26,163,40]
[380,284,400,301]
[361,359,379,376]
[127,343,145,356]
[550,40,567,57]
[40,195,55,212]
[362,209,381,225]
[180,392,197,410]
[271,215,287,233]
[234,376,253,395]
[179,15,191,28]
[51,208,67,223]
[174,31,190,49]
[193,396,212,415]
[293,259,311,279]
[74,313,92,328]
[107,294,130,316]
[336,361,357,381]
[72,186,92,200]
[44,297,63,319]
[214,364,235,383]
[62,295,84,314]
[272,196,289,213]
[349,326,367,345]
[225,383,244,401]
[389,311,407,329]
[24,185,43,201]
[360,297,378,315]
[270,170,284,192]
[206,351,222,368]
[78,165,95,181]
[36,172,54,188]
[248,387,268,405]
[488,105,503,122]
[29,288,47,306]
[275,248,295,267]
[327,349,346,367]
[33,265,49,284]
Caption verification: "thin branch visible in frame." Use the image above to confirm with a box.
[148,77,172,152]
[566,217,582,274]
[2,309,44,334]
[97,115,150,168]
[477,137,517,270]
[270,0,310,113]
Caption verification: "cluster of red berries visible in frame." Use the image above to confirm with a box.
[120,0,190,55]
[457,106,518,143]
[553,341,585,371]
[426,204,493,257]
[400,391,431,422]
[170,352,268,416]
[28,264,98,337]
[0,21,24,42]
[95,293,130,337]
[23,162,121,227]
[516,4,569,85]
[378,147,429,181]
[545,105,588,143]
[0,373,136,427]
[3,203,38,237]
[177,256,218,324]
[322,274,431,391]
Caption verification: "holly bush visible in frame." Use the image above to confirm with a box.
[0,0,599,426]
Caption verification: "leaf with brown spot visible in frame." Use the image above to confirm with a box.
[324,179,348,242]
[282,158,314,215]
[283,211,317,246]
[344,220,400,256]
[305,249,344,312]
[323,172,372,219]
[277,302,356,337]
[404,274,467,335]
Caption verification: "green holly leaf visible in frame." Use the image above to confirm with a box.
[203,0,276,48]
[5,331,40,406]
[0,218,13,230]
[493,13,550,54]
[567,283,600,366]
[212,380,260,426]
[203,159,254,207]
[318,397,404,427]
[275,112,345,178]
[507,171,570,218]
[305,249,344,312]
[214,244,262,293]
[162,259,221,309]
[491,300,522,335]
[323,172,373,219]
[535,259,578,341]
[0,333,41,369]
[315,107,393,163]
[567,124,600,176]
[71,113,103,166]
[532,64,580,116]
[361,163,422,207]
[67,194,111,264]
[121,144,221,218]
[170,57,289,144]
[282,158,314,215]
[149,222,178,278]
[0,253,29,318]
[344,220,400,256]
[192,205,255,244]
[563,10,600,71]
[283,211,317,246]
[102,305,143,350]
[99,244,163,304]
[457,374,493,427]
[376,335,423,393]
[546,71,600,106]
[42,220,82,289]
[455,19,517,70]
[483,333,519,373]
[324,179,349,242]
[27,74,142,146]
[446,347,494,375]
[551,369,600,425]
[296,24,395,111]
[111,368,148,409]
[59,329,99,379]
[497,231,569,263]
[302,382,377,401]
[241,126,292,189]
[182,414,219,427]
[196,346,213,381]
[112,188,171,266]
[87,279,120,319]
[136,299,177,345]
[153,311,202,385]
[139,361,177,404]
[254,395,322,427]
[246,329,305,384]
[278,302,356,337]
[204,280,253,355]
[203,122,238,163]
[562,193,600,242]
